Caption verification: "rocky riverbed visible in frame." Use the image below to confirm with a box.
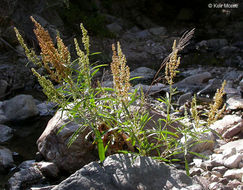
[0,64,242,190]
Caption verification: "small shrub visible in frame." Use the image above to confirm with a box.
[15,18,226,175]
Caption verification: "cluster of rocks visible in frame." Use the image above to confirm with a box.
[100,16,243,70]
[194,39,243,68]
[3,153,205,190]
[103,65,243,102]
[0,94,55,177]
[174,67,243,189]
[7,159,59,190]
[187,114,243,189]
[0,94,55,124]
[51,154,203,190]
[190,139,243,190]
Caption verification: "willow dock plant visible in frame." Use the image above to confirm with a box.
[146,29,227,174]
[15,17,109,161]
[15,18,226,174]
[14,17,152,162]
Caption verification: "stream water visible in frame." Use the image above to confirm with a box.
[0,114,51,189]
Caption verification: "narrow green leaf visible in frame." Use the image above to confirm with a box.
[95,129,105,162]
[102,87,115,92]
[153,157,170,162]
[185,158,190,176]
[91,64,108,70]
[188,151,209,159]
[129,76,143,81]
[90,52,102,56]
[91,69,99,77]
[159,130,178,137]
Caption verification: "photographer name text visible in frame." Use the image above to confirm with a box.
[208,3,239,8]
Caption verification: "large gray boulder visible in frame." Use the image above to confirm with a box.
[210,115,242,135]
[52,154,202,190]
[2,94,39,121]
[106,22,123,34]
[36,101,56,116]
[37,109,97,173]
[227,96,243,110]
[165,72,213,93]
[197,78,222,97]
[206,39,228,50]
[178,72,212,85]
[219,139,243,153]
[149,27,167,36]
[197,39,228,51]
[130,67,156,80]
[134,83,165,94]
[7,160,58,189]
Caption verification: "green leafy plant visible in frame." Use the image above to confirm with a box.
[14,17,152,162]
[15,19,226,176]
[146,33,226,175]
[151,39,200,172]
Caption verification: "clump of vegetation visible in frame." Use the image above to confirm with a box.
[14,18,226,174]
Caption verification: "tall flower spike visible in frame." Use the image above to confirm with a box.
[57,33,70,66]
[74,37,91,86]
[32,68,65,106]
[165,40,180,85]
[191,95,200,128]
[74,38,86,65]
[111,42,131,99]
[14,27,42,67]
[78,24,91,85]
[80,23,90,55]
[207,80,226,126]
[30,16,70,82]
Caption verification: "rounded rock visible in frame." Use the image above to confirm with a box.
[2,95,39,121]
[0,146,14,173]
[0,124,13,143]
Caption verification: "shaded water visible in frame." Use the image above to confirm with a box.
[0,116,51,189]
